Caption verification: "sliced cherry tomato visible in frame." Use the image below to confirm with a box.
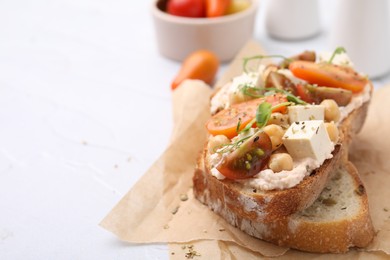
[265,71,297,94]
[279,50,316,69]
[206,0,231,17]
[217,131,272,179]
[206,94,287,138]
[171,50,219,90]
[310,86,352,106]
[289,61,368,93]
[296,84,314,104]
[263,93,288,114]
[295,84,353,106]
[167,0,205,18]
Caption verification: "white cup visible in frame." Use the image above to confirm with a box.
[329,0,390,78]
[265,0,321,40]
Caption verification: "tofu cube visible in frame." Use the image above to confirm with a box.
[288,105,325,123]
[282,120,333,164]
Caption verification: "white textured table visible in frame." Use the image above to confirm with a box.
[0,0,389,259]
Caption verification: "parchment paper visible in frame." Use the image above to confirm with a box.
[100,40,390,258]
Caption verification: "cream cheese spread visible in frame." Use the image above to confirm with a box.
[209,145,334,190]
[318,51,354,67]
[338,83,371,123]
[210,71,262,115]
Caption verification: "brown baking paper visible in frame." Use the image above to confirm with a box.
[100,40,390,258]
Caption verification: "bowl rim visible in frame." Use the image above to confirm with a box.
[151,0,259,25]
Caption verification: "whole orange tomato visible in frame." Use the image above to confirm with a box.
[171,50,219,90]
[167,0,205,18]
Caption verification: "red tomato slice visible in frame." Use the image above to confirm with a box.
[296,84,314,104]
[217,131,272,179]
[289,61,368,93]
[206,94,287,138]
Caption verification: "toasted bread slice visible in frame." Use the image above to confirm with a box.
[193,160,375,253]
[196,84,371,221]
[194,144,342,222]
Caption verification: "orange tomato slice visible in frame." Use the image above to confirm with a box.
[206,94,287,138]
[289,61,368,93]
[295,84,315,104]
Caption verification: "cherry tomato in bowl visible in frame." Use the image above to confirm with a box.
[206,0,231,18]
[167,0,205,18]
[226,0,251,15]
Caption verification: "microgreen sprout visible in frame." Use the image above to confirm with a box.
[239,118,256,133]
[217,136,251,154]
[256,101,292,129]
[328,46,346,64]
[236,117,242,133]
[237,101,292,135]
[240,85,307,105]
[240,84,264,98]
[256,102,272,129]
[242,55,292,73]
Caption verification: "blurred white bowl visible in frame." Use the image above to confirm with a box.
[151,0,259,62]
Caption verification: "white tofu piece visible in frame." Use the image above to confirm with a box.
[282,120,333,164]
[288,105,325,123]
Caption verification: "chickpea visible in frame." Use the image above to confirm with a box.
[263,124,285,150]
[268,153,294,172]
[208,135,230,154]
[321,99,340,122]
[268,112,289,128]
[273,145,288,154]
[325,122,339,143]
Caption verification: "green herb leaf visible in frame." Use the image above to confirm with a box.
[217,136,251,154]
[243,55,292,73]
[256,102,272,128]
[240,85,307,105]
[263,87,307,105]
[286,93,307,105]
[236,117,242,133]
[241,84,264,98]
[328,46,346,64]
[239,118,256,134]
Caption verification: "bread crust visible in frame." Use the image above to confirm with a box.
[194,80,374,252]
[339,99,370,161]
[194,145,342,223]
[195,94,371,222]
[193,159,375,253]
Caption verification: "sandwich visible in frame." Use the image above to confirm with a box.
[192,49,375,253]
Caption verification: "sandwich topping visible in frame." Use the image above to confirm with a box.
[206,49,371,191]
